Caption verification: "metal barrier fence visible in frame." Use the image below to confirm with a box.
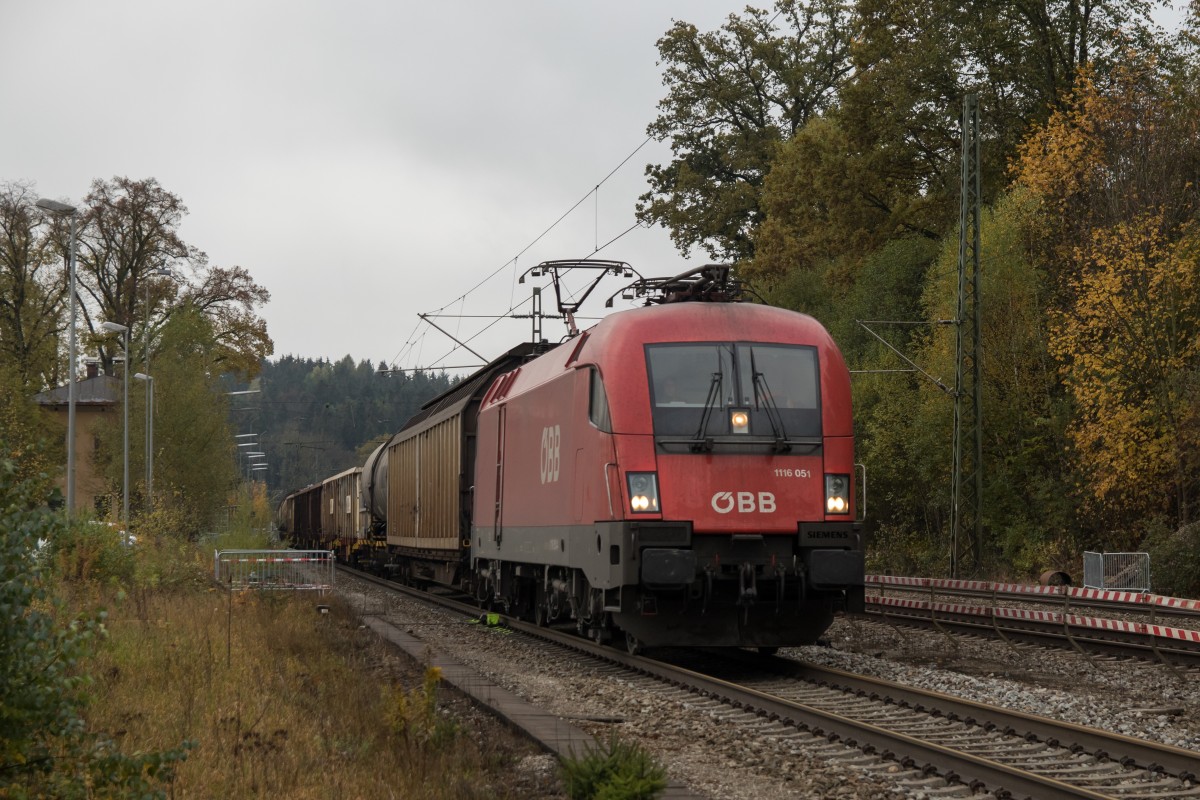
[213,549,335,594]
[1083,551,1151,592]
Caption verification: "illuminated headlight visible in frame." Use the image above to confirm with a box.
[627,472,660,514]
[825,474,850,515]
[730,408,750,434]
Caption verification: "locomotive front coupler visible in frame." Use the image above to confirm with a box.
[737,562,757,607]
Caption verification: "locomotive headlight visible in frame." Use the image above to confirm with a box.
[626,472,660,514]
[825,473,850,515]
[730,408,750,434]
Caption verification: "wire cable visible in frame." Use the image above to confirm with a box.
[392,136,657,370]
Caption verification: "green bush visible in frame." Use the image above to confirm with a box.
[1141,521,1200,597]
[0,441,190,798]
[386,665,459,749]
[41,515,134,586]
[559,733,667,800]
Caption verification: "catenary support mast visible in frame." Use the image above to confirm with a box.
[950,93,983,578]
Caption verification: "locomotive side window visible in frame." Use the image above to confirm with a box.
[645,342,821,441]
[588,367,612,432]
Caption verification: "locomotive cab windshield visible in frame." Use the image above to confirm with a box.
[646,342,821,450]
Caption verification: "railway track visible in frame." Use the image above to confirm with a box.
[862,575,1200,669]
[340,566,1200,799]
[667,648,1200,797]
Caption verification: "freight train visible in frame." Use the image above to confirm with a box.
[278,263,864,653]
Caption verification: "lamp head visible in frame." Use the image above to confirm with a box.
[36,198,77,215]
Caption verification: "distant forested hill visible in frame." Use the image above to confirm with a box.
[232,356,454,501]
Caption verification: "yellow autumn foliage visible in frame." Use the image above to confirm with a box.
[1049,209,1200,516]
[1016,60,1200,524]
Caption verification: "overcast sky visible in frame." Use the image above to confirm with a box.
[2,1,744,372]
[2,2,1189,374]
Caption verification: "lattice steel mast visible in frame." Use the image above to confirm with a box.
[950,94,983,578]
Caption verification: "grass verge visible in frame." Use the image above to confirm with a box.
[67,535,562,799]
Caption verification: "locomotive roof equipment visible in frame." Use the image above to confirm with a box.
[605,264,744,307]
[519,259,642,336]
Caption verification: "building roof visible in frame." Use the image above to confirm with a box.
[33,375,122,407]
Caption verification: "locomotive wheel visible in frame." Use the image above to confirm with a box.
[625,632,643,656]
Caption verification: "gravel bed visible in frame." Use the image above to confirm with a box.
[340,575,1200,798]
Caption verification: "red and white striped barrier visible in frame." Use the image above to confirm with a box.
[867,595,1200,644]
[866,575,1200,613]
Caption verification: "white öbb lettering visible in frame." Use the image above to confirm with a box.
[539,425,561,485]
[711,491,776,514]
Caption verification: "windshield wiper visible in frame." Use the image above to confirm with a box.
[750,350,790,453]
[689,371,722,452]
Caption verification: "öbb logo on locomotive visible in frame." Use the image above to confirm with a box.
[278,261,865,652]
[539,424,561,485]
[710,491,777,514]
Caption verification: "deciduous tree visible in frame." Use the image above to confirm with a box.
[1014,61,1200,531]
[0,182,66,391]
[1050,215,1200,529]
[637,0,854,262]
[72,177,272,379]
[95,308,237,535]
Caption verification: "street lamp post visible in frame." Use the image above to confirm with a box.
[133,373,153,510]
[36,198,79,512]
[101,321,130,535]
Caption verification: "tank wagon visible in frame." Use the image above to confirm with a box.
[280,263,864,652]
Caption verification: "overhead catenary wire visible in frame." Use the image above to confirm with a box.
[411,216,651,370]
[387,136,657,372]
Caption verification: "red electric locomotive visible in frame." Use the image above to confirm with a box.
[281,263,864,653]
[469,265,863,652]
